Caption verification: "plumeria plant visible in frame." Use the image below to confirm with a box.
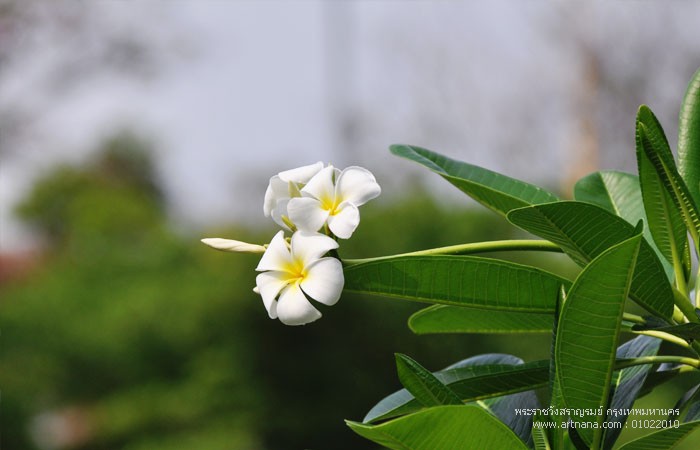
[204,68,700,449]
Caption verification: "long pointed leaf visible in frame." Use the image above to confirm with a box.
[638,366,683,398]
[603,335,662,449]
[568,427,589,450]
[390,144,558,216]
[344,255,569,312]
[479,390,539,446]
[686,397,700,422]
[364,354,549,423]
[408,305,553,334]
[637,106,700,245]
[533,412,553,450]
[556,235,642,447]
[671,384,700,421]
[679,67,700,204]
[574,171,674,280]
[395,353,462,407]
[574,171,645,226]
[616,420,700,450]
[507,201,674,320]
[365,354,518,423]
[348,405,530,450]
[636,106,689,269]
[547,287,568,449]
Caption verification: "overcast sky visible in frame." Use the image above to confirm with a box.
[2,0,699,251]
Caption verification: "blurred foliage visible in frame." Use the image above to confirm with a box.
[15,132,163,245]
[0,134,572,449]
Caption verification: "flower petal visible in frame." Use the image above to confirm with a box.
[301,165,336,201]
[301,257,344,306]
[335,166,381,207]
[256,271,289,319]
[327,202,360,239]
[201,238,266,253]
[291,231,338,267]
[270,198,292,230]
[256,231,290,271]
[287,197,329,233]
[276,283,321,325]
[263,175,288,217]
[278,161,324,184]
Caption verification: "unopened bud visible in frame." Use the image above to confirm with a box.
[201,238,266,253]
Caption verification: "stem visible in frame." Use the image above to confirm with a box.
[281,215,297,232]
[615,355,700,370]
[343,240,563,265]
[622,312,646,325]
[632,330,692,349]
[673,306,686,324]
[672,247,689,297]
[679,365,698,374]
[623,311,697,353]
[592,427,604,450]
[673,287,699,323]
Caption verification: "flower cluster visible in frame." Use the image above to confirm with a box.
[202,163,380,325]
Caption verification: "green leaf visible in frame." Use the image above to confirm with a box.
[638,365,682,398]
[408,305,553,334]
[679,67,700,205]
[364,354,549,423]
[637,105,700,246]
[547,287,568,449]
[686,393,700,422]
[603,335,662,449]
[343,255,568,313]
[390,144,558,216]
[568,427,590,450]
[636,106,689,269]
[671,384,700,421]
[348,405,530,450]
[616,420,700,450]
[507,201,674,320]
[395,354,462,406]
[574,171,645,226]
[573,170,674,280]
[478,390,539,446]
[532,412,552,450]
[556,235,642,447]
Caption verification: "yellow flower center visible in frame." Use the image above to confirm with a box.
[320,194,341,216]
[283,259,307,284]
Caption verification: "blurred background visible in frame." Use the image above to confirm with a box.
[1,1,700,449]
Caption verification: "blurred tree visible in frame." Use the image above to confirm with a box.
[2,135,264,449]
[15,132,163,247]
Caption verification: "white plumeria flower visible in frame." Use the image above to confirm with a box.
[287,165,381,239]
[263,161,324,229]
[255,230,343,326]
[200,238,267,253]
